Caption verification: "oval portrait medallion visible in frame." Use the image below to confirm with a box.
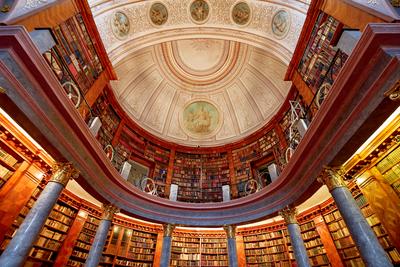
[272,10,290,38]
[190,0,210,24]
[182,101,221,137]
[150,2,168,26]
[232,2,251,26]
[111,11,130,39]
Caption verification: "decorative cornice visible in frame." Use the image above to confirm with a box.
[163,224,175,237]
[49,162,79,187]
[223,225,236,239]
[318,167,347,192]
[279,206,298,225]
[102,204,120,221]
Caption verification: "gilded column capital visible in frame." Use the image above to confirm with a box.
[223,225,236,239]
[50,162,79,187]
[279,206,298,225]
[163,224,175,237]
[317,166,347,191]
[101,204,120,221]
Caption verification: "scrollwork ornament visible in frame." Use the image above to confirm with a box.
[50,162,79,187]
[317,167,347,191]
[279,206,298,225]
[102,204,120,221]
[163,224,175,237]
[223,225,236,239]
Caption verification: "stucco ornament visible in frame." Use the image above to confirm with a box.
[111,11,130,39]
[150,2,168,26]
[190,0,210,23]
[272,10,290,38]
[232,2,251,25]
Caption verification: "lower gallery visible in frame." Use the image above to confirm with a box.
[0,0,399,266]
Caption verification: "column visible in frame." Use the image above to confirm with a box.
[0,162,79,267]
[160,224,175,267]
[318,168,393,267]
[224,225,238,267]
[85,204,120,267]
[279,206,311,267]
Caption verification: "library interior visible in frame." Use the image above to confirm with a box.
[0,0,399,266]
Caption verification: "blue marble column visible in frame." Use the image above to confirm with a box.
[280,206,311,267]
[160,224,175,267]
[0,162,78,267]
[224,225,239,267]
[85,204,119,267]
[319,168,393,267]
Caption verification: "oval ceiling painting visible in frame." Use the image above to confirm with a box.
[182,101,221,138]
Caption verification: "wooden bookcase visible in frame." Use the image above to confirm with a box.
[323,185,400,266]
[99,222,159,267]
[231,129,279,198]
[297,11,348,93]
[0,144,21,189]
[242,226,291,267]
[375,144,400,196]
[92,91,121,149]
[66,214,100,266]
[144,142,170,198]
[298,220,330,266]
[171,232,228,267]
[172,152,230,202]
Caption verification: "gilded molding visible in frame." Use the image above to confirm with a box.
[163,224,175,237]
[384,80,400,101]
[49,162,79,187]
[223,225,236,239]
[318,167,347,191]
[102,204,120,221]
[279,206,298,225]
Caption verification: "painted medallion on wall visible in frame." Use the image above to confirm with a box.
[190,0,210,24]
[182,101,221,137]
[111,11,130,39]
[272,10,290,38]
[232,2,251,26]
[150,2,168,26]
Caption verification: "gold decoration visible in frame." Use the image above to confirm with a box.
[232,2,251,26]
[102,204,120,220]
[1,5,10,13]
[163,224,175,237]
[0,86,6,94]
[384,80,400,101]
[50,162,79,187]
[279,206,298,225]
[223,225,236,239]
[150,3,168,26]
[317,167,347,191]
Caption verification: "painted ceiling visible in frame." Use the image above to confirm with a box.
[90,0,309,146]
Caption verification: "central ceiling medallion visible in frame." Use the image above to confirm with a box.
[149,2,168,26]
[181,100,222,138]
[190,0,210,24]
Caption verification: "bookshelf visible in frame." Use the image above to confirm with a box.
[375,144,400,196]
[298,220,330,266]
[171,233,228,267]
[0,145,20,189]
[243,227,291,267]
[49,14,103,95]
[114,228,157,267]
[100,225,120,266]
[231,129,279,198]
[323,186,400,266]
[66,214,100,266]
[144,142,170,198]
[92,91,121,149]
[172,152,230,202]
[297,12,348,93]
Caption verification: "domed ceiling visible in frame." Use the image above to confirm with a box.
[90,0,308,146]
